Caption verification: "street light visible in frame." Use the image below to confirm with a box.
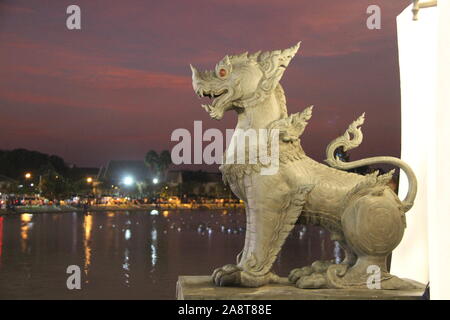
[153,178,159,184]
[25,172,32,179]
[123,176,134,186]
[86,177,93,183]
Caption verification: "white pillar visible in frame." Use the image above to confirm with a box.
[431,0,450,300]
[394,1,450,299]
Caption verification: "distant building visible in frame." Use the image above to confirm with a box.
[96,160,230,198]
[166,170,227,197]
[0,174,17,193]
[69,166,100,180]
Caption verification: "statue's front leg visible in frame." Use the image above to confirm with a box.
[212,174,312,287]
[211,202,281,287]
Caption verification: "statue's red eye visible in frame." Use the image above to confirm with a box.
[219,68,227,77]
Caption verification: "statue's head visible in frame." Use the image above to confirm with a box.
[190,42,301,120]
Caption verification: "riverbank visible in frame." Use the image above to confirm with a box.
[0,203,244,215]
[0,205,81,215]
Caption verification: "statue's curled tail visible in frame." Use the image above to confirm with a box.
[324,113,417,212]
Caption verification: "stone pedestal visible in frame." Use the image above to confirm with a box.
[176,276,426,300]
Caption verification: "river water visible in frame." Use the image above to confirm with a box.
[0,210,341,299]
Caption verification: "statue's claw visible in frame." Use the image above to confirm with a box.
[212,264,242,286]
[295,273,328,289]
[212,264,279,287]
[288,266,313,283]
[288,260,334,284]
[311,260,334,273]
[289,260,337,289]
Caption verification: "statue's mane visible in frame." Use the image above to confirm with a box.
[274,84,288,118]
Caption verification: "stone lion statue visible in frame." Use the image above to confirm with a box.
[190,42,419,289]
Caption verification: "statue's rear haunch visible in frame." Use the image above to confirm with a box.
[190,42,420,289]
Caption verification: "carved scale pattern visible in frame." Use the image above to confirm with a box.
[242,185,313,276]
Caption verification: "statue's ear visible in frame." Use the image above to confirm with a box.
[258,42,301,92]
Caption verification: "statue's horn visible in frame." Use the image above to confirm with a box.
[258,41,302,66]
[281,41,301,60]
[285,42,301,54]
[190,64,200,79]
[248,50,261,61]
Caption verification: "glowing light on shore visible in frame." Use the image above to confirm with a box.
[123,176,134,186]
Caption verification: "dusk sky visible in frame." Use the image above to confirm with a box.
[0,0,411,169]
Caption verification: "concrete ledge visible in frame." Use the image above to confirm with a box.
[176,276,426,300]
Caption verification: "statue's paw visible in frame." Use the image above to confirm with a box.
[212,264,242,287]
[311,260,334,273]
[240,271,279,288]
[212,264,279,287]
[288,260,333,284]
[295,273,328,289]
[288,266,313,283]
[327,263,350,277]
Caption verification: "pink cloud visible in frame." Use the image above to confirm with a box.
[0,3,34,15]
[0,0,407,167]
[0,34,190,90]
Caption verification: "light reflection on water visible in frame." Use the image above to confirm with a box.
[20,213,33,252]
[0,210,341,299]
[0,216,3,267]
[83,214,92,278]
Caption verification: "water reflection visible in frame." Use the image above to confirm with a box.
[150,225,158,269]
[0,216,3,266]
[83,214,92,279]
[123,248,130,287]
[0,210,341,299]
[20,213,33,252]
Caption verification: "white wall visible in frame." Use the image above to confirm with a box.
[393,3,436,287]
[432,0,450,300]
[394,1,450,299]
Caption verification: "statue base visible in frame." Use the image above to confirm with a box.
[176,276,426,300]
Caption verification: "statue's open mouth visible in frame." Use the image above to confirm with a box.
[195,88,231,119]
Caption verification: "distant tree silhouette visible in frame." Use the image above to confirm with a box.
[144,149,172,181]
[33,163,68,200]
[0,149,68,179]
[0,149,97,199]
